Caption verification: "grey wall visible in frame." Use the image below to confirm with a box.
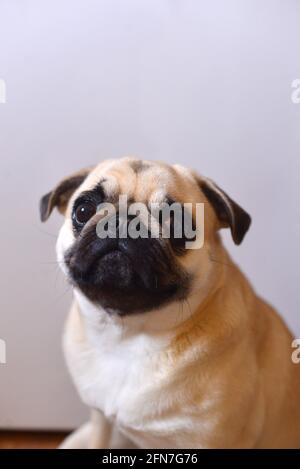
[0,0,299,429]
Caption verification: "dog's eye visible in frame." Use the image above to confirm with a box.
[74,202,96,225]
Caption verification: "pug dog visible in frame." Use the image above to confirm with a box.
[40,157,300,448]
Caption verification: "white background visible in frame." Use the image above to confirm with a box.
[0,0,299,429]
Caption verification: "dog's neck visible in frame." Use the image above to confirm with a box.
[71,242,240,354]
[73,253,226,343]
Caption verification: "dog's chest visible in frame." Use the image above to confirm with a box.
[63,310,170,428]
[62,303,233,448]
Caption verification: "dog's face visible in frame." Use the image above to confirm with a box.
[40,157,251,315]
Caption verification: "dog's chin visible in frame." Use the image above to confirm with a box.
[65,249,186,316]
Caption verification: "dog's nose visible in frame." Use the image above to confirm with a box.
[66,212,135,275]
[66,232,118,277]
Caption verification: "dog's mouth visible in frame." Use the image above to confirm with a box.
[64,229,190,315]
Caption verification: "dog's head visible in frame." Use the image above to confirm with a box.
[40,157,251,315]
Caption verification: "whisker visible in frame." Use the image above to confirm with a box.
[33,225,58,239]
[40,260,65,265]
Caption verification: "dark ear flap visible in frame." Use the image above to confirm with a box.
[199,178,251,245]
[39,166,94,222]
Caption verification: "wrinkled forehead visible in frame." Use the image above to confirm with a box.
[75,157,199,204]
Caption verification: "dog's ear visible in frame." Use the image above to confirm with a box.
[40,166,94,222]
[199,177,251,245]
